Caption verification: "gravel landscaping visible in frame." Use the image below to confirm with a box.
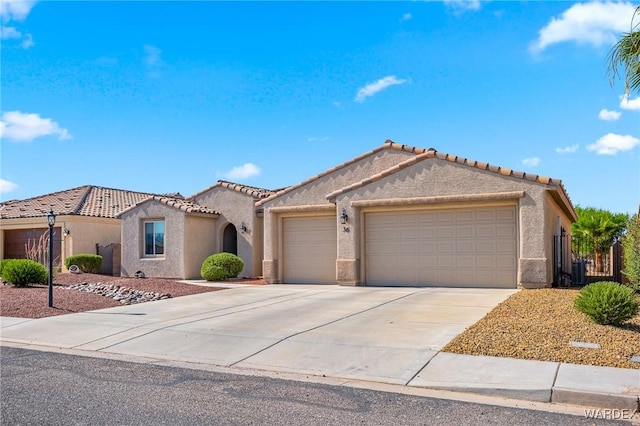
[443,288,640,370]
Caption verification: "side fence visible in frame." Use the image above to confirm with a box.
[553,234,623,287]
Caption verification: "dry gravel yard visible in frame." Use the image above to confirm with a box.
[443,288,640,370]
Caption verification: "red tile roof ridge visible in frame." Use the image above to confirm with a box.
[152,195,220,215]
[189,180,282,201]
[326,148,574,208]
[257,140,429,206]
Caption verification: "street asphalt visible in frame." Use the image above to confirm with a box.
[1,283,639,416]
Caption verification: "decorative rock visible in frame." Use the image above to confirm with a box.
[631,356,640,363]
[62,282,172,305]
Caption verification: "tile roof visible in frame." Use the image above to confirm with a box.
[189,180,283,201]
[0,185,155,220]
[256,140,424,206]
[150,195,219,215]
[324,145,576,217]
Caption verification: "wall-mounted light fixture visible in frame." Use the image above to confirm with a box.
[340,208,349,225]
[63,228,70,237]
[240,222,248,233]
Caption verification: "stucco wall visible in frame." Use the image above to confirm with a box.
[332,158,556,288]
[192,187,261,277]
[120,201,189,279]
[544,191,575,284]
[262,149,415,281]
[0,216,121,272]
[184,215,219,279]
[64,217,121,260]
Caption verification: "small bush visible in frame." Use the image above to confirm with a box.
[201,252,244,281]
[64,254,102,273]
[2,259,48,287]
[0,259,17,278]
[574,281,640,326]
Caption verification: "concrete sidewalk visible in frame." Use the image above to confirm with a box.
[1,285,639,413]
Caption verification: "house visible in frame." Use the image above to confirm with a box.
[0,185,154,275]
[118,181,281,279]
[258,140,577,289]
[2,140,577,289]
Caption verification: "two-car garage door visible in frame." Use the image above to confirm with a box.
[365,206,517,288]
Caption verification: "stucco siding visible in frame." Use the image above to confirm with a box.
[193,187,260,277]
[184,215,218,279]
[262,150,414,209]
[332,157,554,288]
[544,191,574,284]
[0,216,121,271]
[120,202,187,279]
[262,149,414,270]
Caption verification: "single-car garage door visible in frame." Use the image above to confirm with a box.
[365,206,517,288]
[282,215,337,284]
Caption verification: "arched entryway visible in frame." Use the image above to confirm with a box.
[223,223,238,255]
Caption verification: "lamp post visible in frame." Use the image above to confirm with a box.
[47,209,56,308]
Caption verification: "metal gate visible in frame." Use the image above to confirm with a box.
[553,234,623,286]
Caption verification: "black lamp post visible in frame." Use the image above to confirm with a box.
[47,209,56,308]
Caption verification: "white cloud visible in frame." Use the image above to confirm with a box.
[20,32,33,48]
[0,111,72,142]
[598,108,621,121]
[143,44,162,66]
[444,0,481,13]
[522,157,540,167]
[225,163,261,180]
[0,0,36,22]
[1,26,21,39]
[555,144,579,154]
[401,13,412,21]
[0,179,18,193]
[355,75,408,103]
[587,133,640,155]
[530,1,637,53]
[620,94,640,110]
[307,136,329,142]
[1,0,35,47]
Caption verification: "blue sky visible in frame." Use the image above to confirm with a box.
[1,1,639,215]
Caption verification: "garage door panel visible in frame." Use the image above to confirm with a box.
[283,216,336,284]
[365,206,517,288]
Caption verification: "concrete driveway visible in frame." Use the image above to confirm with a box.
[0,285,515,385]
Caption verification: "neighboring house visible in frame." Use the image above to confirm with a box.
[258,140,577,289]
[118,181,280,279]
[0,185,153,275]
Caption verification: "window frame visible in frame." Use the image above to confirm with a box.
[143,219,165,257]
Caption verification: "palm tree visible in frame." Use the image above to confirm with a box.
[608,6,640,95]
[572,207,629,273]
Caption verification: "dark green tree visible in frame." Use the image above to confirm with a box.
[608,6,640,95]
[571,206,629,273]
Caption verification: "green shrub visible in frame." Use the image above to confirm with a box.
[201,252,244,281]
[574,281,640,326]
[0,259,17,278]
[64,254,102,273]
[2,259,48,287]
